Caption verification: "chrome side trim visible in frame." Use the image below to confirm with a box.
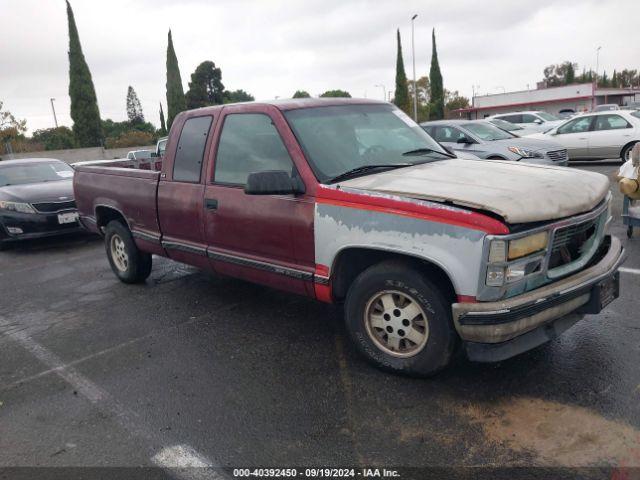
[162,241,207,256]
[314,275,330,285]
[207,249,314,281]
[132,229,161,244]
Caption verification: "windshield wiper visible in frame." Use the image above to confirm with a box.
[327,163,414,184]
[402,147,454,158]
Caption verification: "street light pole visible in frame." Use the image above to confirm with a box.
[593,46,601,110]
[50,98,58,128]
[411,14,418,121]
[374,84,387,101]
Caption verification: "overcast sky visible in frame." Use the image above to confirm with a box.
[1,0,639,132]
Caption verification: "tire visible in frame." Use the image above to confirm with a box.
[0,241,8,251]
[621,142,638,162]
[344,260,457,377]
[487,156,504,160]
[104,220,152,283]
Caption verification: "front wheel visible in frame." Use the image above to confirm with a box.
[344,261,457,377]
[621,142,638,162]
[104,220,152,283]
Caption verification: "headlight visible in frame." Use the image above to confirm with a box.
[508,146,543,158]
[0,200,37,214]
[508,231,548,260]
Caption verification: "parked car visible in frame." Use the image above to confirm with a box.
[487,118,540,137]
[622,102,640,111]
[528,110,640,161]
[0,158,82,249]
[74,98,624,376]
[558,109,577,119]
[421,119,569,165]
[154,137,168,157]
[594,104,620,112]
[487,111,564,133]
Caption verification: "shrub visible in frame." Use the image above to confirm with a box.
[105,130,154,149]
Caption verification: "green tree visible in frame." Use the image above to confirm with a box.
[126,86,144,123]
[319,90,351,98]
[566,62,575,84]
[429,28,444,120]
[394,29,410,114]
[159,102,167,136]
[598,71,610,87]
[32,127,76,150]
[222,89,254,103]
[444,90,470,117]
[293,90,311,98]
[611,70,618,88]
[185,61,225,109]
[407,76,430,122]
[0,100,27,153]
[165,30,186,129]
[66,1,102,147]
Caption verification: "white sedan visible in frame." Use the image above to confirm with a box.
[528,110,640,161]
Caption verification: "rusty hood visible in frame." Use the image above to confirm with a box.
[338,159,610,223]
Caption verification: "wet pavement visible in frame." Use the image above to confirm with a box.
[0,161,639,478]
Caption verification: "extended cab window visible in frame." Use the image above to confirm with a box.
[214,114,294,185]
[173,116,213,182]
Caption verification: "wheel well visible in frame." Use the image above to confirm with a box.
[487,155,505,160]
[621,140,638,158]
[95,206,127,233]
[331,248,457,305]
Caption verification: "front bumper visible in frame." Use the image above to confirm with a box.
[0,210,83,243]
[452,235,625,362]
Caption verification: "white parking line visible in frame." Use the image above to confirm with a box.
[152,445,226,480]
[4,324,227,479]
[620,267,640,275]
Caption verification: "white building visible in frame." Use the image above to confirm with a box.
[454,83,640,119]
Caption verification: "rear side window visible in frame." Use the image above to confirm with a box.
[594,114,631,131]
[521,114,538,123]
[498,114,523,123]
[214,113,294,185]
[173,116,213,182]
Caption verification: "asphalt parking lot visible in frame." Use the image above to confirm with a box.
[1,161,639,479]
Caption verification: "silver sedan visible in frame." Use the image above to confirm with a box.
[421,120,569,166]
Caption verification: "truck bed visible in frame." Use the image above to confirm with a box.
[74,165,162,241]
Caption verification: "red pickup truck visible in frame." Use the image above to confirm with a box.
[74,98,625,376]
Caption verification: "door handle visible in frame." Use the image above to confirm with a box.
[205,198,218,210]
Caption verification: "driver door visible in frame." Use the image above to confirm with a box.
[553,116,594,159]
[202,105,315,296]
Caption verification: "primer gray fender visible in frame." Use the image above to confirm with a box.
[314,203,487,297]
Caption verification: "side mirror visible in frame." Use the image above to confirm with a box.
[244,170,305,195]
[533,118,543,124]
[457,137,473,144]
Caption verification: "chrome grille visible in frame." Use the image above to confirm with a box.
[32,200,76,213]
[548,218,598,270]
[546,149,568,162]
[547,149,567,161]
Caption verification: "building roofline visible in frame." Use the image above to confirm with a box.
[457,95,594,113]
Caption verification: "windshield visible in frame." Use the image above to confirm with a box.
[489,118,522,131]
[461,122,515,141]
[284,104,450,183]
[134,150,152,159]
[0,162,73,187]
[537,112,559,121]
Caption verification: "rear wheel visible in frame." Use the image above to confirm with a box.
[344,261,457,377]
[104,220,152,283]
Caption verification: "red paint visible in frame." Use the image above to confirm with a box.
[456,295,477,303]
[317,186,509,234]
[314,283,333,303]
[454,95,593,113]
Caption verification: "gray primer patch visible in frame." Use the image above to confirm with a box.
[315,203,486,296]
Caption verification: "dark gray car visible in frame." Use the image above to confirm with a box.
[421,120,569,166]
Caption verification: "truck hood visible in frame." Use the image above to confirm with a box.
[338,159,610,223]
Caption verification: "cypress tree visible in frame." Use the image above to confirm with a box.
[394,29,410,114]
[429,28,444,120]
[166,30,186,129]
[66,1,102,147]
[566,62,575,84]
[159,102,167,135]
